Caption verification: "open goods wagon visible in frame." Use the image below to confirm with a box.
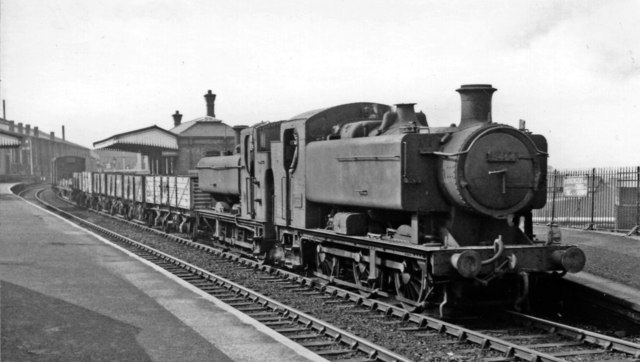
[77,171,210,232]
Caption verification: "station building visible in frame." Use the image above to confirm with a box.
[93,90,245,175]
[0,119,92,182]
[93,149,146,172]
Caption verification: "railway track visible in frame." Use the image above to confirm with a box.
[25,185,409,362]
[18,184,640,361]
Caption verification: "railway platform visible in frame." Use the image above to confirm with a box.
[0,184,325,362]
[533,225,640,310]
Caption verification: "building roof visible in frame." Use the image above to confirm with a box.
[0,118,88,149]
[0,130,21,148]
[169,116,235,137]
[93,125,178,152]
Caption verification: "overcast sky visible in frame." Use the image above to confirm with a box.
[1,0,639,168]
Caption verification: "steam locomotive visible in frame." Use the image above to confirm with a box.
[60,84,585,313]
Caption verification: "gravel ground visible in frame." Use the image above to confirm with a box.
[36,189,492,361]
[533,225,640,289]
[130,231,505,361]
[34,189,640,361]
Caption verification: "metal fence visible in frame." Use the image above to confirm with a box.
[532,167,640,233]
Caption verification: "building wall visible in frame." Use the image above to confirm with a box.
[94,149,145,172]
[0,132,91,182]
[175,135,236,175]
[0,149,11,175]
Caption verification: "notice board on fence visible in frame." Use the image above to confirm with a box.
[563,176,588,197]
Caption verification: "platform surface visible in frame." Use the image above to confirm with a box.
[0,184,325,362]
[533,225,640,307]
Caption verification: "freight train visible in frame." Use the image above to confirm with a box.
[58,84,586,314]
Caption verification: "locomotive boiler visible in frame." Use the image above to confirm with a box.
[306,85,549,247]
[70,84,586,314]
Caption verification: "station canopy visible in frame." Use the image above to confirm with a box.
[93,125,178,153]
[0,130,22,148]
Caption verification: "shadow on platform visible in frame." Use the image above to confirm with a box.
[1,280,152,361]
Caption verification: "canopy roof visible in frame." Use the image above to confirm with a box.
[0,130,22,148]
[93,125,178,152]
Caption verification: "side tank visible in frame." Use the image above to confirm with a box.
[306,133,448,212]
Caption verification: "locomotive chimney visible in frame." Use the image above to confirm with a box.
[204,90,216,118]
[172,110,183,127]
[395,103,418,125]
[378,103,419,134]
[232,125,248,146]
[456,84,497,129]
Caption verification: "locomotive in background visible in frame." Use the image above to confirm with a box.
[59,84,586,314]
[51,155,86,199]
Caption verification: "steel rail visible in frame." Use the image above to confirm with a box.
[33,189,411,362]
[42,187,640,362]
[508,310,640,358]
[72,209,571,361]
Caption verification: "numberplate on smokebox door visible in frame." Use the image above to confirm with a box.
[486,151,518,163]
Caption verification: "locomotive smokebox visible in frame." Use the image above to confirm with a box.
[457,84,497,129]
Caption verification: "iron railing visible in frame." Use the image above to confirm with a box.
[533,166,640,233]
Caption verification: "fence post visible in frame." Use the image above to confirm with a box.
[627,166,640,236]
[587,168,596,230]
[551,170,558,224]
[547,170,562,244]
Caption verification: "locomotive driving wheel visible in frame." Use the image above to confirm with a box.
[352,261,382,297]
[316,253,340,282]
[353,261,369,285]
[393,260,428,311]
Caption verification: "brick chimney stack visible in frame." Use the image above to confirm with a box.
[25,124,31,135]
[50,131,55,141]
[8,121,14,132]
[34,126,39,137]
[172,111,183,127]
[204,90,216,118]
[17,123,23,133]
